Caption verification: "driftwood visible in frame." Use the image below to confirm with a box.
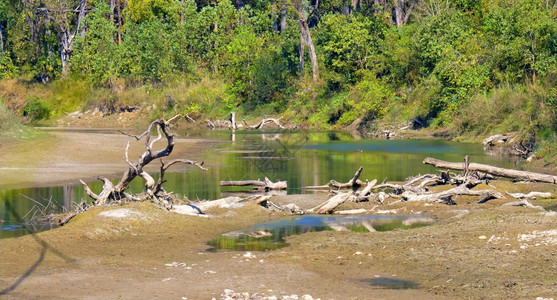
[220,177,287,190]
[506,191,554,200]
[242,117,285,130]
[81,115,206,209]
[503,199,544,210]
[401,184,505,205]
[193,195,272,212]
[307,192,353,214]
[424,157,557,184]
[302,166,365,190]
[206,119,232,129]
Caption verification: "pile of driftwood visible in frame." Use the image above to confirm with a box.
[205,112,287,130]
[180,155,556,216]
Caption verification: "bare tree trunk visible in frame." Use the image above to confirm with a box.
[343,0,351,15]
[304,20,319,81]
[81,115,206,205]
[351,0,361,11]
[298,19,319,81]
[0,24,4,57]
[60,0,88,76]
[394,0,418,26]
[280,0,287,32]
[424,157,557,184]
[180,0,185,25]
[117,0,122,45]
[110,0,115,43]
[298,21,305,73]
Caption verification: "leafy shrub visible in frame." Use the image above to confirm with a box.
[22,96,51,121]
[0,55,18,79]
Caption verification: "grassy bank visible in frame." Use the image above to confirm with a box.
[2,74,556,169]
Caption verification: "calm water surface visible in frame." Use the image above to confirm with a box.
[0,129,518,238]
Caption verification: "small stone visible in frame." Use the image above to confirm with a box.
[301,295,313,300]
[204,270,216,274]
[354,251,363,255]
[223,289,234,294]
[479,235,487,240]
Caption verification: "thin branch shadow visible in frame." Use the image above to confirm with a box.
[0,200,76,295]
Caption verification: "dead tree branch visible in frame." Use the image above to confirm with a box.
[242,117,285,130]
[424,157,557,183]
[80,115,205,208]
[220,177,287,190]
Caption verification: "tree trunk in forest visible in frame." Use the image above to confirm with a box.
[180,0,185,25]
[279,0,287,32]
[59,0,88,75]
[351,0,361,11]
[117,0,122,44]
[394,0,417,26]
[343,0,351,15]
[0,24,4,57]
[424,157,557,184]
[110,0,115,25]
[298,19,319,81]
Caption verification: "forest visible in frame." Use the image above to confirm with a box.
[1,0,557,161]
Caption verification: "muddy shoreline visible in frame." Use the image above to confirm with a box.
[0,128,223,189]
[0,194,555,299]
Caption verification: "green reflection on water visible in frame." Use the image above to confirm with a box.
[1,130,517,238]
[208,215,434,251]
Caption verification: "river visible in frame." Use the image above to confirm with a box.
[0,128,518,238]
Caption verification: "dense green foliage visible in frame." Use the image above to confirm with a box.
[1,0,557,157]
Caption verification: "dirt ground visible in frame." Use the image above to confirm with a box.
[1,116,556,299]
[0,195,556,299]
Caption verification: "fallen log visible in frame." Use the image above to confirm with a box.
[242,117,285,130]
[191,195,272,212]
[301,166,365,190]
[353,179,377,202]
[401,184,505,205]
[307,192,353,214]
[424,157,557,184]
[506,191,555,200]
[220,177,287,190]
[503,199,544,210]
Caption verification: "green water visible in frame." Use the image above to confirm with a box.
[207,214,435,251]
[0,129,518,238]
[362,278,420,289]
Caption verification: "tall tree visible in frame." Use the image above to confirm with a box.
[296,0,319,80]
[0,21,4,57]
[394,0,418,25]
[40,0,89,75]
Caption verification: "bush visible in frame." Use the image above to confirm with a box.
[22,96,51,121]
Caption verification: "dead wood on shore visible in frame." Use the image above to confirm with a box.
[79,115,206,211]
[220,178,287,190]
[424,157,557,183]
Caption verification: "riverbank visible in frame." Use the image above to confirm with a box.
[0,128,221,189]
[0,193,555,299]
[1,126,556,298]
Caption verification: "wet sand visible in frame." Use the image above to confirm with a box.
[0,128,219,189]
